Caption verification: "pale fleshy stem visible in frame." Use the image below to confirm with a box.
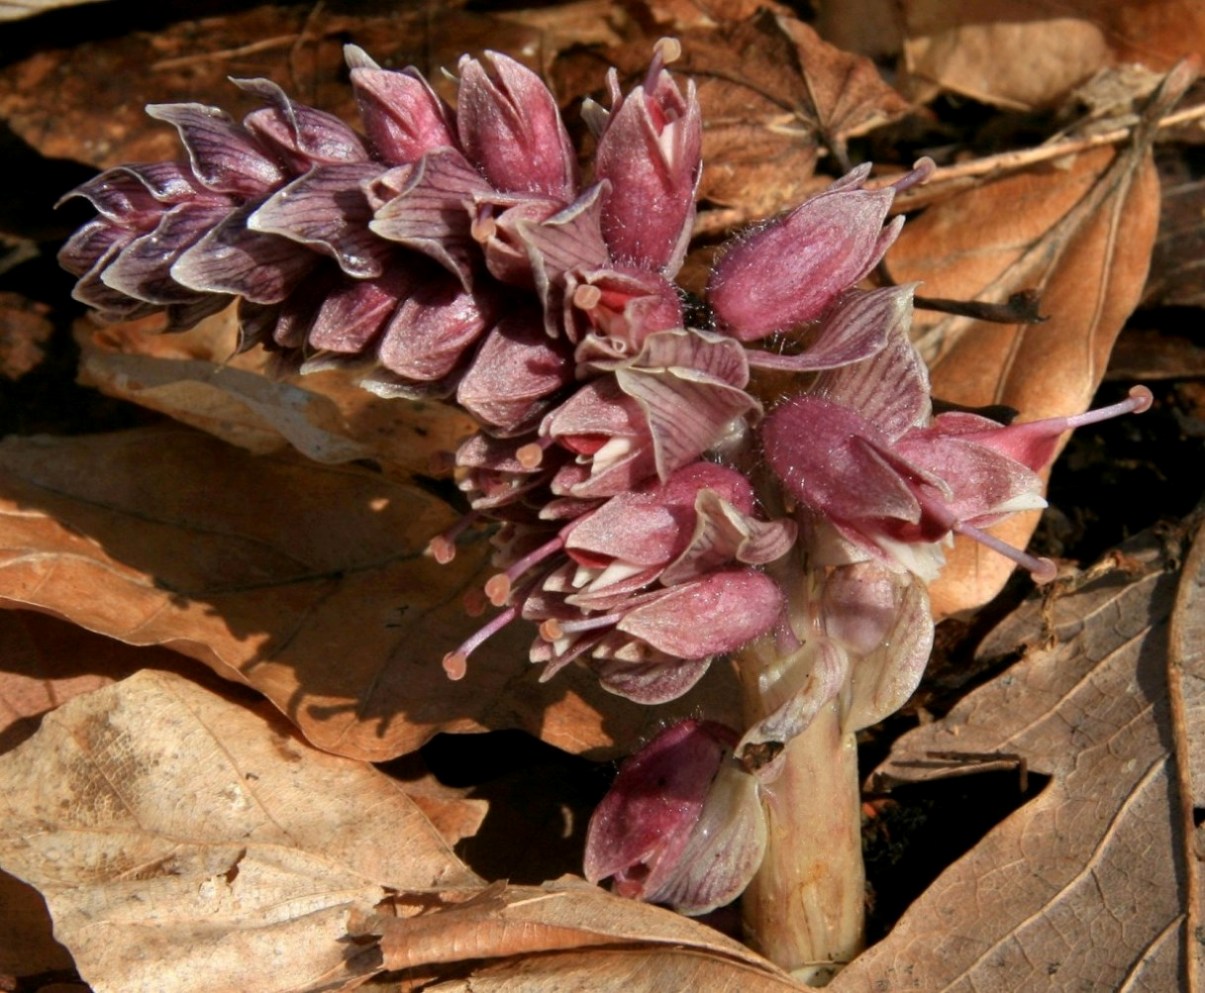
[737,652,865,986]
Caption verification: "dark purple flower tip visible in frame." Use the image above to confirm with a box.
[249,161,391,279]
[144,103,286,197]
[707,160,932,342]
[584,719,766,915]
[234,77,370,167]
[456,52,577,198]
[368,150,494,289]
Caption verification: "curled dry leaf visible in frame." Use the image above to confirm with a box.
[0,424,741,761]
[0,611,205,980]
[901,0,1205,109]
[1170,507,1205,807]
[888,63,1177,615]
[77,307,476,475]
[0,669,482,993]
[352,879,805,991]
[834,524,1198,992]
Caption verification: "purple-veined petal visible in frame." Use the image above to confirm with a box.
[377,272,492,381]
[707,175,900,341]
[369,149,493,288]
[618,568,784,659]
[831,565,933,733]
[146,103,285,196]
[171,202,318,304]
[617,330,757,481]
[456,312,574,433]
[236,77,369,166]
[591,653,712,705]
[307,266,415,354]
[584,720,735,894]
[661,488,795,585]
[101,201,234,304]
[58,218,134,279]
[747,283,914,373]
[762,394,925,526]
[810,330,930,439]
[249,161,390,278]
[644,760,766,915]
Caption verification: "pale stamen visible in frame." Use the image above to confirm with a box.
[426,511,481,564]
[443,604,519,680]
[485,534,566,606]
[953,521,1058,583]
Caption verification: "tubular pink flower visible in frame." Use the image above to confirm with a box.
[456,52,578,199]
[707,160,932,342]
[346,45,458,165]
[592,40,702,273]
[762,334,1152,582]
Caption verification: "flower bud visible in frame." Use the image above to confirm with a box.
[584,720,766,916]
[594,55,701,272]
[708,161,932,341]
[456,52,577,198]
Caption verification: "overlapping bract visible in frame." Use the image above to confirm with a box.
[60,41,1148,919]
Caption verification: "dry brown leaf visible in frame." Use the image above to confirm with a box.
[1171,509,1205,806]
[424,948,804,992]
[834,527,1196,991]
[0,291,51,380]
[364,879,775,970]
[0,424,741,761]
[77,308,475,475]
[0,613,210,980]
[902,0,1205,109]
[348,879,805,991]
[1144,159,1205,309]
[1168,508,1205,988]
[889,70,1166,614]
[0,609,205,754]
[0,669,481,993]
